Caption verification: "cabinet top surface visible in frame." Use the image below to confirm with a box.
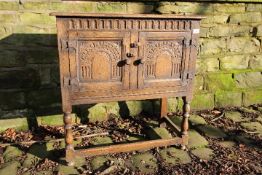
[50,12,205,20]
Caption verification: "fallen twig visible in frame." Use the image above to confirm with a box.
[0,132,109,147]
[211,112,225,122]
[98,165,118,175]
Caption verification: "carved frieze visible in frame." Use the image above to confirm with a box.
[68,18,192,31]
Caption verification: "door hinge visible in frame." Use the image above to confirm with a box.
[60,39,77,51]
[187,73,194,79]
[63,76,70,87]
[63,76,79,88]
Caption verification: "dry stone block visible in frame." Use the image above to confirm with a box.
[159,147,191,165]
[235,72,262,88]
[3,146,23,162]
[0,91,26,110]
[91,156,108,171]
[57,165,79,175]
[188,130,209,149]
[22,1,49,11]
[218,141,236,148]
[50,1,95,12]
[89,136,113,146]
[189,115,207,126]
[246,4,262,12]
[20,12,56,26]
[191,147,214,161]
[255,24,262,36]
[249,55,262,70]
[130,153,158,174]
[0,68,40,89]
[229,12,262,24]
[0,50,26,67]
[213,4,245,14]
[215,91,242,107]
[197,125,227,138]
[210,25,251,37]
[219,55,249,70]
[0,118,29,132]
[225,111,249,122]
[200,38,226,56]
[243,90,262,106]
[205,74,236,91]
[96,2,126,13]
[197,57,219,72]
[127,2,154,14]
[0,13,19,24]
[191,93,215,110]
[227,37,260,53]
[193,75,204,93]
[37,113,79,126]
[0,161,20,175]
[241,122,262,135]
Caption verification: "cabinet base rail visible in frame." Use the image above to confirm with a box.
[65,116,189,166]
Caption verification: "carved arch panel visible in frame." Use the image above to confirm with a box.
[78,40,122,82]
[68,31,130,92]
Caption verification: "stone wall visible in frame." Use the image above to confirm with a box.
[0,0,261,122]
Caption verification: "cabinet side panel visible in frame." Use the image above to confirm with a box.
[56,18,71,112]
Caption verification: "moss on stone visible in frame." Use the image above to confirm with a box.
[235,72,262,89]
[205,74,236,91]
[89,136,113,146]
[220,54,250,70]
[50,2,95,12]
[57,165,79,175]
[87,104,108,123]
[215,91,242,107]
[91,156,108,171]
[130,153,158,173]
[197,125,227,138]
[188,130,209,149]
[243,90,262,106]
[0,118,29,132]
[218,141,236,148]
[0,161,20,175]
[146,127,172,139]
[159,147,191,165]
[22,153,41,168]
[189,115,207,126]
[191,93,215,110]
[37,113,79,126]
[0,1,19,10]
[126,101,143,117]
[96,2,126,13]
[191,147,214,160]
[225,111,249,122]
[3,146,23,162]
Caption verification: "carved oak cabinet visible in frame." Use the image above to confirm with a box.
[51,13,203,165]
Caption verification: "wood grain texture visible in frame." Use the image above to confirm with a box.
[54,14,202,165]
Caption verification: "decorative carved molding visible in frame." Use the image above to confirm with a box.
[78,40,122,82]
[68,18,192,31]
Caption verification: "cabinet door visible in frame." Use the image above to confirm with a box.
[138,32,191,89]
[67,31,130,92]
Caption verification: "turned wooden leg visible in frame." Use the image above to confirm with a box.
[64,111,75,166]
[159,97,167,128]
[181,97,190,150]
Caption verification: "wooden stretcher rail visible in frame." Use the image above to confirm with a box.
[75,138,182,157]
